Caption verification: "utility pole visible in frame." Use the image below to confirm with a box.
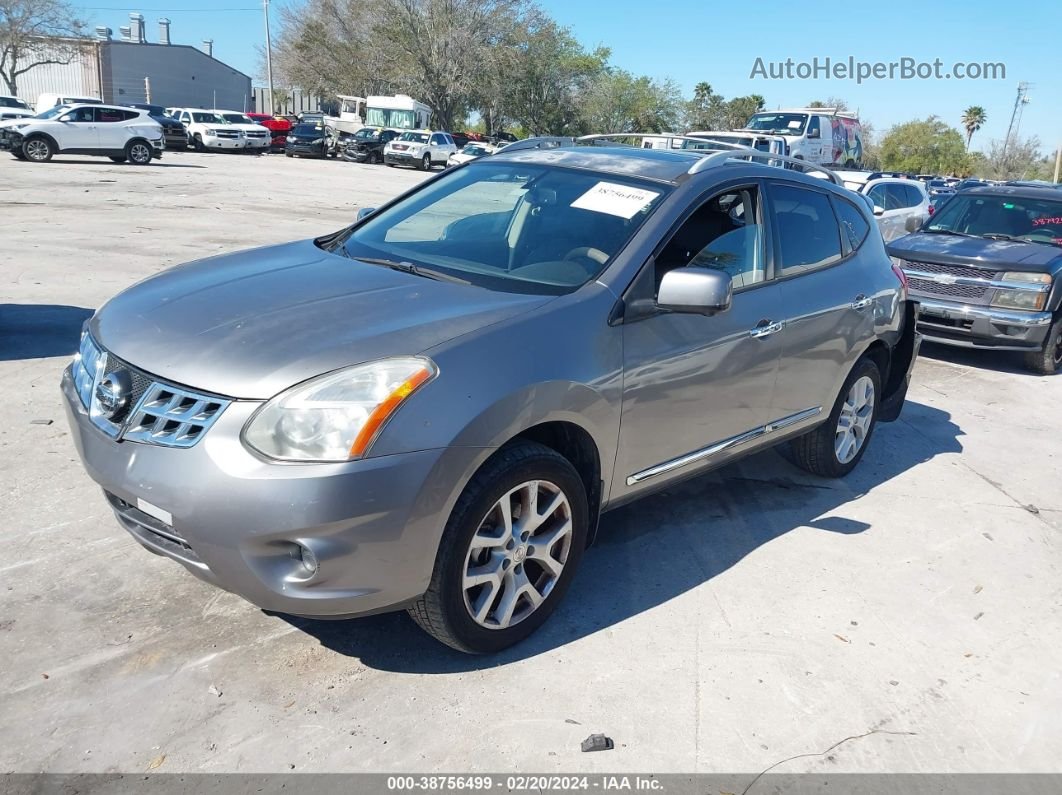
[263,0,275,116]
[1054,143,1061,184]
[1000,82,1030,167]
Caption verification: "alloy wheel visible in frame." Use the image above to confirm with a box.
[25,139,50,162]
[835,375,875,464]
[130,143,151,164]
[461,480,573,630]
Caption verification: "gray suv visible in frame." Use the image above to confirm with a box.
[62,146,919,653]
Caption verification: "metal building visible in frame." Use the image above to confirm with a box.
[13,14,252,112]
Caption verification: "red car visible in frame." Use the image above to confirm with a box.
[247,113,293,151]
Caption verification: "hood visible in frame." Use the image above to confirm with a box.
[888,232,1062,272]
[0,117,32,130]
[230,124,269,132]
[91,239,551,400]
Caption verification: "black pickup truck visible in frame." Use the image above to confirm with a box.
[888,185,1062,374]
[342,127,399,164]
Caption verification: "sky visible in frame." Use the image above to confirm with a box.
[74,0,1061,155]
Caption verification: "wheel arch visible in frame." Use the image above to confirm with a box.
[23,131,59,152]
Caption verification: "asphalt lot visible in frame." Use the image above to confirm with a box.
[1,150,1060,775]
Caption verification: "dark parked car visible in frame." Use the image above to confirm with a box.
[62,145,918,653]
[123,103,187,150]
[890,185,1062,373]
[342,126,399,164]
[284,123,332,158]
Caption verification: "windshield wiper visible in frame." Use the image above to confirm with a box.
[980,233,1062,248]
[922,228,979,238]
[353,256,471,285]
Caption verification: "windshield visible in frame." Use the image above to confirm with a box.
[461,144,489,155]
[925,193,1062,247]
[354,127,382,141]
[398,132,429,143]
[291,124,321,136]
[192,112,225,124]
[34,106,66,120]
[365,107,416,129]
[745,112,808,135]
[335,162,670,294]
[221,113,254,125]
[1,97,31,109]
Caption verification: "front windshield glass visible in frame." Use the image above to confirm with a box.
[398,132,429,143]
[291,124,321,136]
[192,112,225,124]
[335,162,670,295]
[221,113,254,125]
[35,106,65,119]
[354,127,382,141]
[1,97,31,109]
[365,107,416,129]
[926,193,1062,247]
[461,144,489,155]
[745,112,808,134]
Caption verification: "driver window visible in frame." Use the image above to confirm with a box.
[807,116,820,139]
[63,107,94,123]
[655,187,765,290]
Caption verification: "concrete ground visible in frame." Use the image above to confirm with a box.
[1,150,1059,775]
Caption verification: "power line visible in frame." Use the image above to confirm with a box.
[79,6,259,11]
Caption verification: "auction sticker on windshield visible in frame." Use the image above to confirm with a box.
[571,181,660,219]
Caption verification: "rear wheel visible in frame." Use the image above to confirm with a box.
[408,441,589,653]
[126,140,153,165]
[23,136,54,163]
[790,358,882,478]
[1024,315,1062,375]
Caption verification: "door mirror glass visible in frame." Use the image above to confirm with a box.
[657,268,733,315]
[357,207,377,221]
[873,205,885,217]
[905,213,926,233]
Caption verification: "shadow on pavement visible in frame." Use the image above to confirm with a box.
[0,303,93,361]
[919,340,1048,377]
[278,400,964,672]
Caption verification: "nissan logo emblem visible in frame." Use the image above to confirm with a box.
[95,371,131,419]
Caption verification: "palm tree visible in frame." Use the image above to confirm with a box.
[961,106,987,151]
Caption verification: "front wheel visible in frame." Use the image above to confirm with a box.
[22,137,54,163]
[11,150,26,161]
[408,441,589,653]
[1024,315,1062,375]
[790,358,882,478]
[420,153,432,171]
[126,140,152,165]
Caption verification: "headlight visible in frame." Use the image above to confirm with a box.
[242,357,437,462]
[72,332,103,409]
[311,137,324,145]
[992,272,1052,311]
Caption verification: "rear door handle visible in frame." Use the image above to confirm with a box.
[749,320,784,339]
[852,295,873,310]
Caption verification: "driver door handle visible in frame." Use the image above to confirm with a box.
[852,295,873,310]
[749,320,784,339]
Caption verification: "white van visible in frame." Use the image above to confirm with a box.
[742,108,863,168]
[36,93,102,113]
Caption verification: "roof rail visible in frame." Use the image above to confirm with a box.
[688,149,844,186]
[783,107,859,119]
[575,132,753,151]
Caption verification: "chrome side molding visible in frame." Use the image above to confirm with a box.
[626,406,822,486]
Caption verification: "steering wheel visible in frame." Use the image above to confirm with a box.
[563,247,609,266]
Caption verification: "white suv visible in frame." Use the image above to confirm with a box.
[0,104,164,164]
[0,95,34,121]
[171,108,270,152]
[384,130,457,170]
[837,171,931,241]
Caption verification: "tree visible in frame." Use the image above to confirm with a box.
[878,116,968,175]
[981,135,1049,181]
[684,82,764,131]
[0,0,85,96]
[960,105,987,151]
[808,97,852,112]
[578,69,683,134]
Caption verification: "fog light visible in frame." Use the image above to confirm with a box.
[289,542,319,577]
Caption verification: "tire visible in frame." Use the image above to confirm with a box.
[11,150,26,161]
[790,357,882,478]
[1023,315,1062,375]
[22,136,54,163]
[285,151,293,158]
[108,156,127,163]
[386,163,396,167]
[371,150,382,164]
[126,140,152,165]
[408,441,589,653]
[193,135,205,152]
[420,153,432,171]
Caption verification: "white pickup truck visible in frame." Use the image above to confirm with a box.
[170,108,271,152]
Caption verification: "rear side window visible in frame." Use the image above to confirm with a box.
[903,184,925,207]
[770,184,843,276]
[832,196,871,250]
[96,108,136,123]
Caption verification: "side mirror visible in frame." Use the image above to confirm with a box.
[873,205,885,217]
[657,268,733,316]
[905,214,926,233]
[356,207,376,221]
[807,129,819,139]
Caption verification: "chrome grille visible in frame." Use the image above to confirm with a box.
[123,383,228,447]
[908,278,989,300]
[905,261,1002,280]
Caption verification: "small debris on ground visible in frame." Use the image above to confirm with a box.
[1025,504,1039,515]
[147,754,166,771]
[565,718,581,725]
[581,734,614,753]
[208,684,222,697]
[30,419,53,425]
[974,612,985,621]
[834,634,851,643]
[973,584,983,594]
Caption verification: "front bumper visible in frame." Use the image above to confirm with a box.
[286,143,326,156]
[162,130,187,149]
[61,366,479,618]
[202,135,245,150]
[385,151,424,166]
[914,298,1053,351]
